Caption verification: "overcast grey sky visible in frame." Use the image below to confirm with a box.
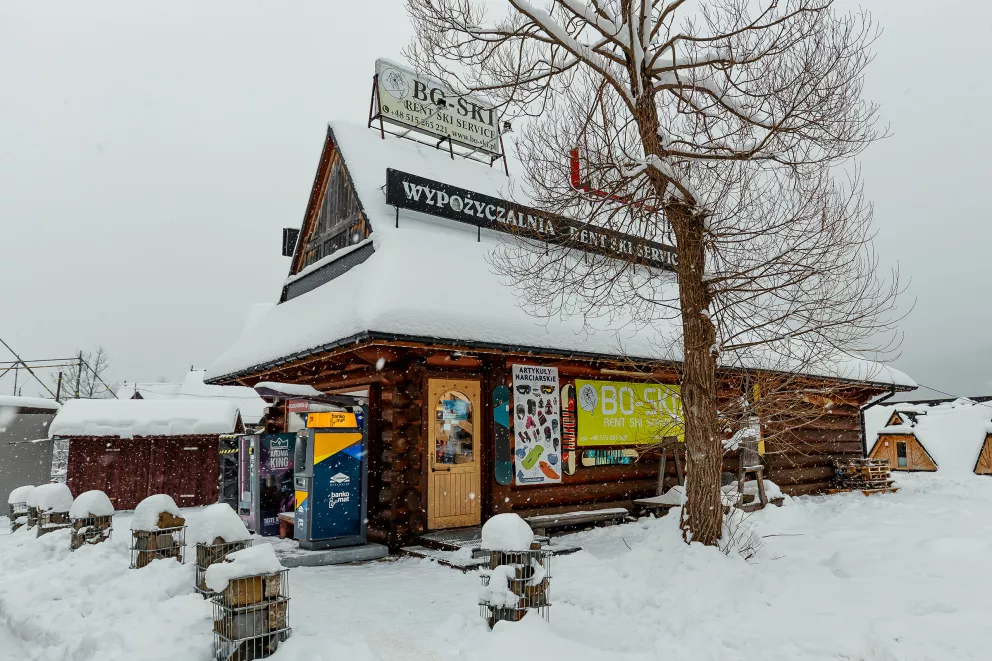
[1,0,990,400]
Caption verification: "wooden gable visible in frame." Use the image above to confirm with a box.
[885,411,904,426]
[870,433,938,472]
[289,127,371,277]
[975,433,992,475]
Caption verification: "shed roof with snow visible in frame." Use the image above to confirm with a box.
[49,398,243,439]
[115,370,266,424]
[205,120,914,390]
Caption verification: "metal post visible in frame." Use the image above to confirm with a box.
[56,371,63,402]
[75,352,83,398]
[12,363,17,395]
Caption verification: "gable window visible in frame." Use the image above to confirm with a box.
[300,157,369,269]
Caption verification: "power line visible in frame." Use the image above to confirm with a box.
[904,382,992,412]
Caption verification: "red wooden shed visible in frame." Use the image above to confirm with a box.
[49,399,244,510]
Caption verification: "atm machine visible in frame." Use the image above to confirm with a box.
[293,400,368,550]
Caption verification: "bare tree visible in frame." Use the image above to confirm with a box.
[405,0,900,545]
[52,346,114,400]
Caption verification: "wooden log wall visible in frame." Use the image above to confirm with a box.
[761,401,870,496]
[368,357,426,549]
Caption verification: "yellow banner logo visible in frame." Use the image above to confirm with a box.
[575,379,683,446]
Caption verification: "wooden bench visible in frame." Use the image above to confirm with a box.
[524,508,629,536]
[632,496,681,518]
[278,512,295,539]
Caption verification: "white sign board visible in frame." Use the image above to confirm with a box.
[375,59,501,156]
[512,365,562,485]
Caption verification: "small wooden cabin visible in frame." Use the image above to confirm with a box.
[867,399,992,476]
[870,411,938,471]
[205,121,916,548]
[50,399,244,509]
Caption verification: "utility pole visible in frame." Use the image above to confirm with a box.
[12,363,17,396]
[56,370,63,402]
[75,351,83,398]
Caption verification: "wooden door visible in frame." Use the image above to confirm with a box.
[427,379,482,530]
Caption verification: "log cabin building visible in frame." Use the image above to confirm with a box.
[205,121,916,549]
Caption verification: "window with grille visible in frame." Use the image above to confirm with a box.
[299,157,369,269]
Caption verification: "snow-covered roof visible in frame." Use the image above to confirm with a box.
[49,398,242,438]
[115,370,266,424]
[205,120,914,390]
[0,396,60,411]
[114,381,183,400]
[866,398,992,475]
[175,370,266,424]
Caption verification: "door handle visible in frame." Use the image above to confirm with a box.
[432,466,452,472]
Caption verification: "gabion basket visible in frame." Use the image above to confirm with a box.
[36,511,71,537]
[212,569,291,660]
[195,539,254,597]
[479,547,552,627]
[70,515,113,550]
[131,526,186,568]
[8,502,28,533]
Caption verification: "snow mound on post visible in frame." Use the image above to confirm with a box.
[7,484,35,505]
[131,494,182,531]
[189,503,251,545]
[27,483,73,513]
[481,513,534,551]
[204,544,283,592]
[68,490,114,519]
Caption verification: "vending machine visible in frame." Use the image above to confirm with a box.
[293,406,368,550]
[238,433,296,536]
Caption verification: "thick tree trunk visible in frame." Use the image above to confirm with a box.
[668,203,722,546]
[632,92,722,546]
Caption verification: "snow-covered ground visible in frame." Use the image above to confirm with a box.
[2,473,991,660]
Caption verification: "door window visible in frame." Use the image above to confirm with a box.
[896,441,908,468]
[434,390,474,465]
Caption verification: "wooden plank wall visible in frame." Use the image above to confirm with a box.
[66,436,219,510]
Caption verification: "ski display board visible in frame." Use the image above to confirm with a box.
[561,384,577,476]
[511,365,562,484]
[493,385,514,486]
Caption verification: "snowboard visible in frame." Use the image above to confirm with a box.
[561,384,577,475]
[493,385,513,486]
[580,449,638,467]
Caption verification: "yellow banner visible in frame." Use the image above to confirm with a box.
[307,412,358,428]
[575,380,683,446]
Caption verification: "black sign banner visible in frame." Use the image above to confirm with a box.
[384,169,677,271]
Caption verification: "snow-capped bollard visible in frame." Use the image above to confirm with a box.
[68,490,114,550]
[28,483,73,537]
[7,484,34,533]
[191,503,253,597]
[478,513,552,628]
[130,494,186,568]
[206,544,291,660]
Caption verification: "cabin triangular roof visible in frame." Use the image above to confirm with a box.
[205,121,915,390]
